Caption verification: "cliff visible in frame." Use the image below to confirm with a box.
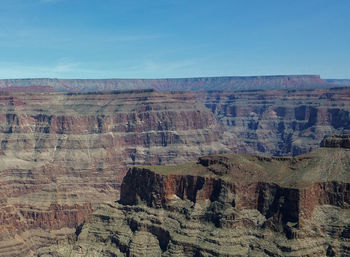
[0,89,349,255]
[0,90,225,255]
[320,134,350,148]
[41,140,350,256]
[0,75,345,92]
[200,88,350,155]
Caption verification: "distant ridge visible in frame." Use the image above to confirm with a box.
[0,75,348,92]
[325,79,350,87]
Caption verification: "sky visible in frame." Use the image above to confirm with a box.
[0,0,349,79]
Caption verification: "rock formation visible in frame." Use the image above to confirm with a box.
[0,88,348,255]
[0,75,346,92]
[200,88,350,155]
[0,90,226,255]
[40,138,350,256]
[320,134,350,149]
[326,79,350,87]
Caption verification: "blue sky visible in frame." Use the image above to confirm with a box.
[0,0,349,79]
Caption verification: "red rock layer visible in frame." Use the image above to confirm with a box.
[0,90,225,255]
[121,152,350,236]
[0,89,349,255]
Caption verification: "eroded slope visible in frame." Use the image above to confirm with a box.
[0,89,349,255]
[201,88,350,155]
[0,90,226,256]
[43,139,350,256]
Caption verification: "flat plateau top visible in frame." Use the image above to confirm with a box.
[139,147,350,188]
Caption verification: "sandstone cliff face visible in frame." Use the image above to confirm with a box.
[42,144,350,256]
[0,89,349,255]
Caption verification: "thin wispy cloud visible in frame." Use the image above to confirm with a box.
[0,61,99,79]
[0,57,209,79]
[0,52,237,79]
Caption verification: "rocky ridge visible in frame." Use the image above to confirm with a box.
[41,137,350,256]
[326,79,350,87]
[0,75,346,92]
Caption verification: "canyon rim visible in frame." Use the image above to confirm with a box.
[0,76,348,256]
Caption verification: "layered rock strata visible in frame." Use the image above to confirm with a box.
[320,134,350,149]
[200,88,350,155]
[0,89,349,255]
[0,90,226,255]
[43,143,350,256]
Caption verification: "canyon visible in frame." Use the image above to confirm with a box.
[0,87,348,255]
[40,135,350,256]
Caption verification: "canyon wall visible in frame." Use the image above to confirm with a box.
[0,90,226,256]
[42,144,350,256]
[0,89,348,255]
[201,88,350,155]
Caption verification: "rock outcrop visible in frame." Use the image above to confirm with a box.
[320,134,350,149]
[0,89,349,255]
[41,143,350,256]
[200,88,350,155]
[0,90,226,255]
[0,75,346,92]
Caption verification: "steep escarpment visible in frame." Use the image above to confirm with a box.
[0,75,345,92]
[201,88,350,155]
[44,144,350,256]
[0,90,226,255]
[0,89,349,255]
[320,134,350,148]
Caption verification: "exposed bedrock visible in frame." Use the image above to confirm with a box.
[200,88,350,155]
[320,134,350,149]
[120,171,350,232]
[43,145,350,256]
[0,91,225,255]
[0,89,349,255]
